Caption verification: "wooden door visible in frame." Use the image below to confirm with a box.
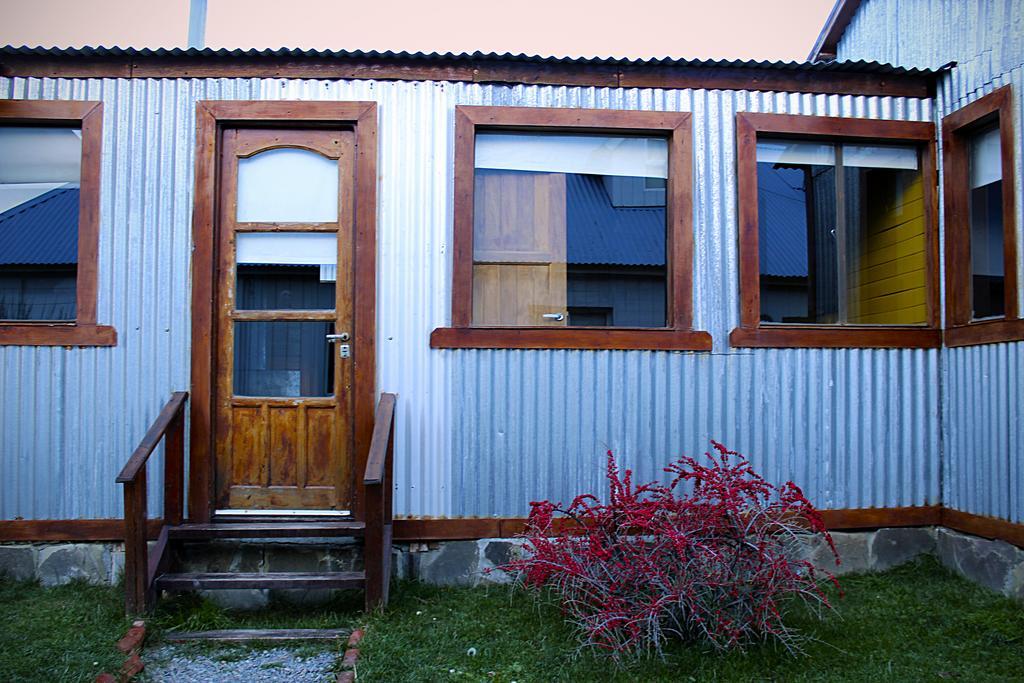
[213,127,355,513]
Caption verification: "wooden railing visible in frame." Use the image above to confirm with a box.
[363,392,396,610]
[116,391,188,614]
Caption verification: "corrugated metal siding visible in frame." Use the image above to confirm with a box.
[0,77,260,519]
[452,348,940,517]
[0,74,941,521]
[944,343,1024,524]
[840,0,1024,524]
[448,85,938,517]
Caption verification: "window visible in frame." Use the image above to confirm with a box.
[0,100,114,346]
[431,106,710,351]
[941,85,1021,347]
[731,113,940,349]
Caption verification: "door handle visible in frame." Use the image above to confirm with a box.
[326,332,350,342]
[541,313,565,321]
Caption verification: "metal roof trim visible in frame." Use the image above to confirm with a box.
[808,0,863,63]
[0,44,937,76]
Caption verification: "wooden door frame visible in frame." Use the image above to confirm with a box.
[188,100,378,523]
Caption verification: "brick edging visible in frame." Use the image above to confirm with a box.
[95,619,146,683]
[337,628,364,683]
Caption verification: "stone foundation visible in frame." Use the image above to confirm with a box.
[2,527,1022,604]
[0,542,123,586]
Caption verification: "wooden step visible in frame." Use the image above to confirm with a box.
[167,521,365,540]
[165,629,350,642]
[155,571,366,591]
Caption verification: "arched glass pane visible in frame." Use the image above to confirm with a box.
[237,147,338,223]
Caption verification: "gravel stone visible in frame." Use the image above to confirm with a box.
[142,645,339,683]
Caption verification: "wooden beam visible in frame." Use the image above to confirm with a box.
[0,53,934,98]
[6,507,1021,550]
[0,519,163,542]
[391,507,946,541]
[941,508,1024,548]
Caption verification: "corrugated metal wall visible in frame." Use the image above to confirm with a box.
[841,0,1024,524]
[0,74,941,521]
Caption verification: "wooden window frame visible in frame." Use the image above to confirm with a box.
[188,100,378,522]
[941,85,1022,347]
[430,105,711,351]
[0,100,115,346]
[730,112,941,349]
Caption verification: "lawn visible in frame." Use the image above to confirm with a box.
[1,556,1022,682]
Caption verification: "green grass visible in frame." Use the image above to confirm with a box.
[0,579,134,682]
[356,557,1024,682]
[1,557,1022,682]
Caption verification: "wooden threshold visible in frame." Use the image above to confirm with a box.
[214,509,353,517]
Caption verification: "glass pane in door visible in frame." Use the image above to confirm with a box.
[236,232,338,310]
[234,321,335,397]
[236,148,339,223]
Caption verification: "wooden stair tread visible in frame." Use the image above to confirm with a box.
[165,629,350,642]
[155,571,366,590]
[168,521,365,539]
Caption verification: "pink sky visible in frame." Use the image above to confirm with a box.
[0,0,836,61]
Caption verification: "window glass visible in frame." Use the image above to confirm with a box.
[0,127,81,321]
[234,321,335,397]
[756,141,838,323]
[0,126,81,321]
[236,148,338,223]
[757,139,925,325]
[472,133,668,327]
[843,144,927,325]
[236,232,337,310]
[968,124,1004,318]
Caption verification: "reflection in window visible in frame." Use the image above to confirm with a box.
[234,321,335,397]
[471,133,668,328]
[968,124,1004,319]
[236,232,337,310]
[237,147,339,223]
[0,127,82,321]
[757,139,926,326]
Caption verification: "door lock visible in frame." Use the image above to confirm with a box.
[326,333,352,359]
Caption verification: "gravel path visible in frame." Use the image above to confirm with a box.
[142,644,340,683]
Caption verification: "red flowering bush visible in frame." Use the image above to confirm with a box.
[503,442,839,659]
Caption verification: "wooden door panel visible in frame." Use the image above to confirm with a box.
[230,406,264,485]
[214,127,355,513]
[268,407,299,486]
[472,171,568,325]
[306,407,339,487]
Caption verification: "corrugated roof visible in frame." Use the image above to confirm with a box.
[0,45,937,75]
[566,174,665,267]
[757,165,810,278]
[0,187,79,265]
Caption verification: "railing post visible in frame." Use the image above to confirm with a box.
[381,407,394,605]
[364,393,396,611]
[164,409,185,526]
[123,468,148,614]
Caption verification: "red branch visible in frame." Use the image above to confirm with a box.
[503,442,840,659]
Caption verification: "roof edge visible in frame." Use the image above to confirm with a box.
[0,45,936,99]
[808,0,864,62]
